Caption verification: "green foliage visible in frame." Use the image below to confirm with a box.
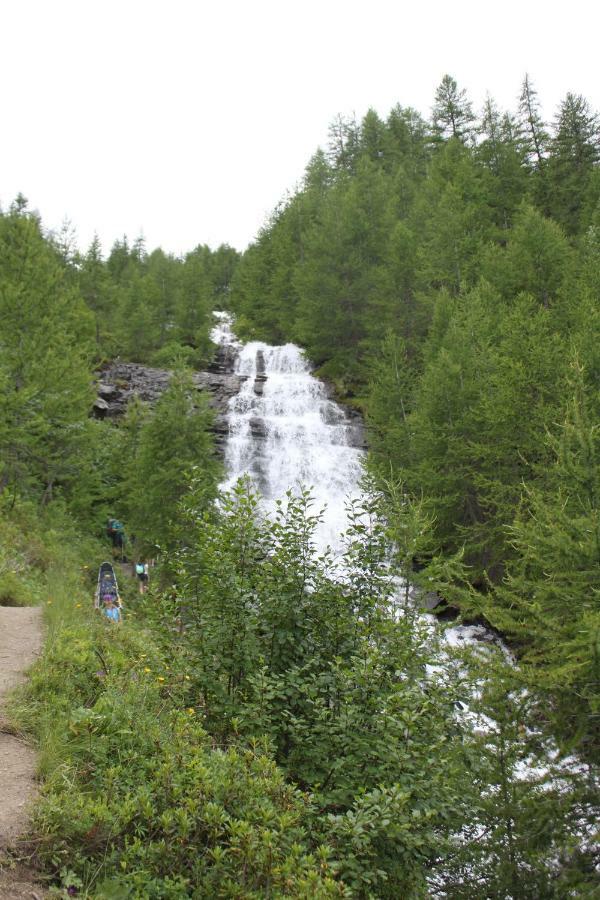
[118,370,221,554]
[437,655,600,899]
[76,235,239,366]
[0,571,35,606]
[172,479,478,895]
[16,552,341,898]
[432,75,476,143]
[489,359,600,748]
[0,205,96,504]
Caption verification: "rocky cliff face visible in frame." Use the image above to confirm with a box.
[93,343,245,453]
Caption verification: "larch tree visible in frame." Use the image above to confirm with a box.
[432,74,476,143]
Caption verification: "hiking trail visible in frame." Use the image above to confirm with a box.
[0,606,46,898]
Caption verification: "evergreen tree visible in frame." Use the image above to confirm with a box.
[482,203,573,306]
[294,158,394,387]
[477,97,530,233]
[327,113,360,173]
[79,234,113,347]
[0,205,95,503]
[517,73,549,170]
[547,92,600,234]
[432,74,476,143]
[489,359,600,746]
[121,371,220,552]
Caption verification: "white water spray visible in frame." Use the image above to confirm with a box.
[212,312,364,552]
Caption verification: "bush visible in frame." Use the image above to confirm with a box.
[0,571,35,606]
[19,576,341,897]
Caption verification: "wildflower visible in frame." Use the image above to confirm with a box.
[157,676,165,682]
[47,600,52,605]
[143,667,151,673]
[75,603,82,608]
[184,675,191,681]
[187,708,195,715]
[95,670,106,679]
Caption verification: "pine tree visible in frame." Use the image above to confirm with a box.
[477,96,530,233]
[121,371,220,552]
[79,234,113,347]
[547,93,600,234]
[0,206,95,503]
[489,359,600,746]
[517,74,549,170]
[432,74,476,143]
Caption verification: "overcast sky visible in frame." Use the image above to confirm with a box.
[1,0,598,256]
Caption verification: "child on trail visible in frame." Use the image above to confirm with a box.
[135,561,150,594]
[103,598,121,623]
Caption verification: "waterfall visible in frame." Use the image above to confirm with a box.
[211,312,507,646]
[212,312,365,553]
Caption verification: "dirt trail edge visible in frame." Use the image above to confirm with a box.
[0,606,46,898]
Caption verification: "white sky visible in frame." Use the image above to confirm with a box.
[1,0,598,256]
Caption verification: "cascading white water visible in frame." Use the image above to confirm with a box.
[212,313,364,552]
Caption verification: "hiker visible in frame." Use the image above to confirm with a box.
[107,518,126,557]
[103,597,121,623]
[135,561,149,594]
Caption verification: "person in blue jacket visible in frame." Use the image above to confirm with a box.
[103,597,121,623]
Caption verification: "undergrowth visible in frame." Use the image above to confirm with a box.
[8,519,340,899]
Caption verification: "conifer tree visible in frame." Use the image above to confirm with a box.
[517,73,549,170]
[0,205,95,502]
[489,359,600,745]
[79,234,113,347]
[547,92,600,234]
[432,74,476,143]
[121,371,220,552]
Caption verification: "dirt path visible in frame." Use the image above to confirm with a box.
[0,606,45,898]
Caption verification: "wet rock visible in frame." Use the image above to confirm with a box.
[249,417,268,439]
[193,371,246,406]
[253,376,267,396]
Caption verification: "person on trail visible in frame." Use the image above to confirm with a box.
[135,561,145,592]
[135,561,149,594]
[107,518,126,558]
[103,597,121,623]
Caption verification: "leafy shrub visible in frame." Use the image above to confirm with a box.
[22,584,341,897]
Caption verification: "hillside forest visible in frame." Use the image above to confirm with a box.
[0,74,599,898]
